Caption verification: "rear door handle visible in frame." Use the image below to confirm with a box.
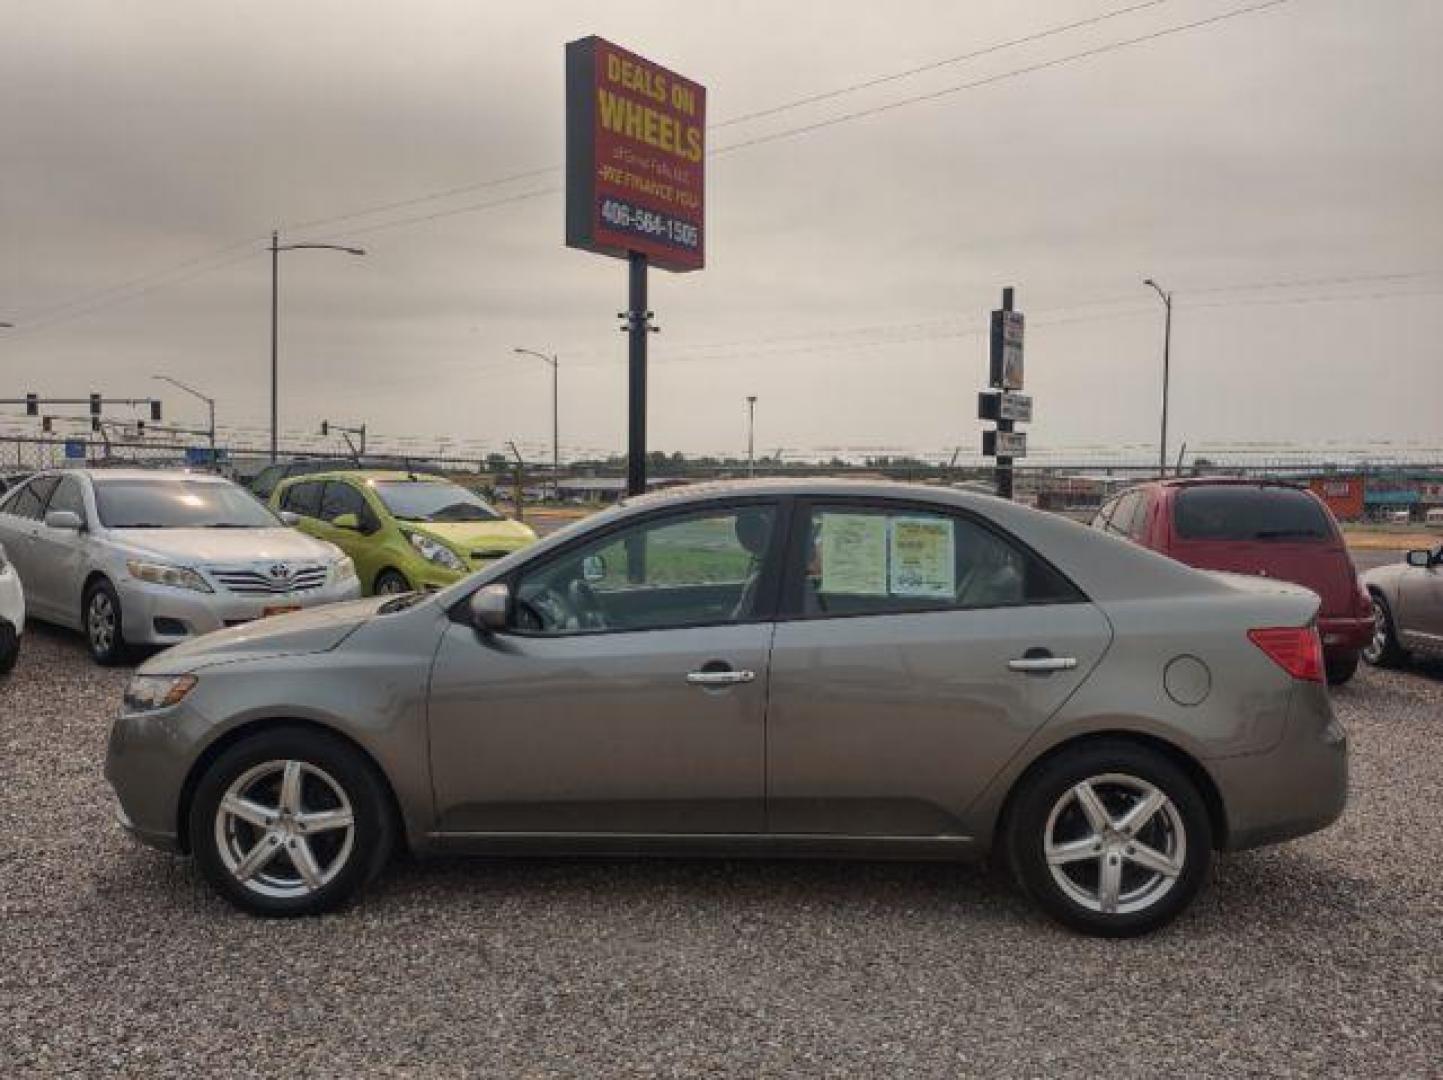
[1008,656,1078,673]
[686,669,756,686]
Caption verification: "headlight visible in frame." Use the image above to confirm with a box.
[406,532,466,572]
[332,555,357,584]
[126,560,213,593]
[123,674,198,713]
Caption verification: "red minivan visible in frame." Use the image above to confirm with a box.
[1092,478,1373,684]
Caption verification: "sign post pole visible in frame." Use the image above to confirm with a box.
[995,287,1015,500]
[626,251,649,496]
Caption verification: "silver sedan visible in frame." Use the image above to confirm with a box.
[0,469,360,664]
[105,480,1347,936]
[1361,543,1443,667]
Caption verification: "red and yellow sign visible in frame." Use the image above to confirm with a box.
[565,37,705,272]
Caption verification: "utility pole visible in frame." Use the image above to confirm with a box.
[505,440,525,523]
[270,230,366,463]
[619,252,658,496]
[746,396,757,477]
[513,348,560,500]
[1144,278,1173,478]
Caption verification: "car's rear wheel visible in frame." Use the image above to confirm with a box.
[0,622,18,675]
[1325,652,1359,685]
[83,579,128,666]
[189,727,395,917]
[374,569,410,596]
[1361,594,1407,668]
[1006,741,1212,937]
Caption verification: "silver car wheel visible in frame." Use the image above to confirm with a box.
[1043,773,1186,916]
[214,759,356,900]
[87,591,116,653]
[1362,598,1389,664]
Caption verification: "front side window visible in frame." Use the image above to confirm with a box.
[95,479,280,529]
[372,480,501,523]
[45,477,87,523]
[796,504,1078,617]
[513,505,776,634]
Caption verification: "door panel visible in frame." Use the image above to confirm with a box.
[767,603,1112,837]
[428,622,772,834]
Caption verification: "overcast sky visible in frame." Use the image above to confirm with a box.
[3,0,1440,464]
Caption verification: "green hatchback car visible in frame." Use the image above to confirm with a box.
[270,470,537,595]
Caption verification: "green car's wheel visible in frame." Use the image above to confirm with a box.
[374,569,411,596]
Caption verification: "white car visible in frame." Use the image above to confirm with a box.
[0,540,23,674]
[0,469,361,664]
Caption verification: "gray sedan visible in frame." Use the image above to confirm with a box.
[1361,543,1443,667]
[105,480,1347,936]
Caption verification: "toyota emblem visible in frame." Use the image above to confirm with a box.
[267,563,292,581]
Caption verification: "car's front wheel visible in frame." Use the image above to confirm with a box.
[373,569,411,596]
[1006,741,1212,937]
[189,727,395,917]
[83,579,128,666]
[1361,594,1407,668]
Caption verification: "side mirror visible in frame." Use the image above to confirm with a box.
[332,512,360,531]
[467,583,511,632]
[582,554,607,582]
[279,511,301,526]
[1406,549,1434,568]
[45,510,83,531]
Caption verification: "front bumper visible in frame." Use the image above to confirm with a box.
[118,576,362,645]
[1207,680,1348,851]
[1318,614,1373,656]
[105,701,203,852]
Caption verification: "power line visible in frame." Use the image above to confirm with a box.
[710,0,1296,158]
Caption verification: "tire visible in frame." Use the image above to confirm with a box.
[83,579,129,666]
[189,726,395,917]
[373,569,411,596]
[0,624,18,675]
[1325,652,1359,685]
[1005,740,1212,938]
[1361,593,1407,669]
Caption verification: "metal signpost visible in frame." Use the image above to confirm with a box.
[566,36,705,495]
[978,287,1028,499]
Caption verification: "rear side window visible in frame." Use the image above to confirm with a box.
[796,504,1081,617]
[2,476,59,521]
[281,481,323,518]
[1174,486,1333,542]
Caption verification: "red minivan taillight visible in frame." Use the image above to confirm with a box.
[1248,626,1326,682]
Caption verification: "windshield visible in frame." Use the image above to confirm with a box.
[1174,486,1333,542]
[95,478,282,529]
[372,481,502,523]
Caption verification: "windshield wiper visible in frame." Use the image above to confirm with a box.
[204,523,257,529]
[378,593,423,613]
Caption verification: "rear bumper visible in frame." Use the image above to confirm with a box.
[1207,681,1348,851]
[1318,615,1373,657]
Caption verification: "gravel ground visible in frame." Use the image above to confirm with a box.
[2,624,1441,1078]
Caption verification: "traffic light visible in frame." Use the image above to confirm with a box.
[41,416,52,433]
[320,420,329,436]
[150,400,162,422]
[25,393,38,416]
[89,392,102,416]
[90,416,100,432]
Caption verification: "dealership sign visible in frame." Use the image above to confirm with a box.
[989,310,1025,391]
[565,37,705,272]
[977,390,1033,423]
[982,430,1027,458]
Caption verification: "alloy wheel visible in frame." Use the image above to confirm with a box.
[1043,773,1186,916]
[1363,599,1389,664]
[214,759,356,900]
[88,592,115,654]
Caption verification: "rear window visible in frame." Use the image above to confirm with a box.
[1173,486,1333,542]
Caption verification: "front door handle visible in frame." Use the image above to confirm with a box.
[1008,656,1077,673]
[686,669,756,686]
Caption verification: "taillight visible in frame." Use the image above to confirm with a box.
[1248,626,1325,683]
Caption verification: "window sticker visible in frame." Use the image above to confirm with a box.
[889,516,955,598]
[818,513,889,595]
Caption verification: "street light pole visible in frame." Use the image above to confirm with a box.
[152,374,217,469]
[270,230,366,462]
[512,348,560,500]
[746,396,757,477]
[1144,278,1173,478]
